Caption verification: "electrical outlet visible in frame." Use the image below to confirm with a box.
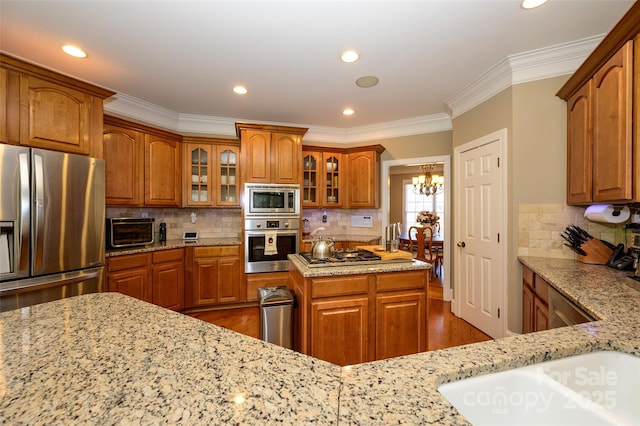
[322,209,327,223]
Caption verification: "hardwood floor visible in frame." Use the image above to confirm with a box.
[188,273,492,352]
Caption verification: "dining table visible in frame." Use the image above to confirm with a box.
[398,227,443,264]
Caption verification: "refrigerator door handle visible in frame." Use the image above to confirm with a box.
[33,153,45,269]
[18,153,30,272]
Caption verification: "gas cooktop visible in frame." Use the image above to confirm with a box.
[299,249,382,267]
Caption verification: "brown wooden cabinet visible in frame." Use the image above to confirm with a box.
[103,116,182,207]
[290,266,428,366]
[182,137,240,207]
[557,4,640,205]
[522,265,549,333]
[311,297,369,366]
[236,123,308,184]
[246,271,291,303]
[302,145,384,208]
[185,246,241,308]
[145,134,181,206]
[1,54,114,157]
[103,121,144,206]
[347,148,383,208]
[107,253,152,303]
[107,249,185,311]
[151,249,185,311]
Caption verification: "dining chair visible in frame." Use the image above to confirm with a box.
[408,226,440,277]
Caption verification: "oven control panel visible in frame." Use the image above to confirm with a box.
[245,218,300,231]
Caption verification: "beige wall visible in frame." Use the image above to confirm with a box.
[378,131,452,162]
[451,76,575,334]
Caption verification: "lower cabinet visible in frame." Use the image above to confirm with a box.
[107,248,184,310]
[246,271,291,302]
[291,267,428,366]
[522,265,550,333]
[185,246,241,308]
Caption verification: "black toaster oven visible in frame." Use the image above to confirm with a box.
[106,217,155,249]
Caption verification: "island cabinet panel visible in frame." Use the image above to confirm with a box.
[290,265,428,366]
[375,292,426,360]
[151,249,185,311]
[185,246,241,308]
[310,297,370,366]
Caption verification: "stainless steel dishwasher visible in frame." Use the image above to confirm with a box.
[548,286,595,329]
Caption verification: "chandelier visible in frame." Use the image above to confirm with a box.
[412,164,444,196]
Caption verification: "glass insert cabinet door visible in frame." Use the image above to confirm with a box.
[302,153,319,206]
[325,155,340,205]
[217,147,238,205]
[190,147,209,203]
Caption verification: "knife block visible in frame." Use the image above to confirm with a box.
[577,239,613,265]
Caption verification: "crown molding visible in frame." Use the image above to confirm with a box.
[445,35,604,118]
[105,36,603,140]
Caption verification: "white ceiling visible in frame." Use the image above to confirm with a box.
[0,0,634,141]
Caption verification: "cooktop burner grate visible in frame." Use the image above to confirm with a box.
[299,249,382,265]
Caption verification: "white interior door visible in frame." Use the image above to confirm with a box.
[454,130,506,338]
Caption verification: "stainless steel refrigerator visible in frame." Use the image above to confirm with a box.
[0,144,105,312]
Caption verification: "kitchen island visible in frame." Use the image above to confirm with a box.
[1,257,639,424]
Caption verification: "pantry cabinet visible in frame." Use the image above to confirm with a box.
[557,4,640,205]
[103,116,182,207]
[236,123,308,184]
[1,53,114,157]
[184,246,242,308]
[183,137,240,207]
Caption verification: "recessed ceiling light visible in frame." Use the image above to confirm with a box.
[343,108,355,116]
[340,50,359,63]
[61,45,87,58]
[356,76,379,88]
[521,0,548,9]
[233,85,248,95]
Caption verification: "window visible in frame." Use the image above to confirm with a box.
[403,179,444,237]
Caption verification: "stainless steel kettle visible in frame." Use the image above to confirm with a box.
[311,236,335,259]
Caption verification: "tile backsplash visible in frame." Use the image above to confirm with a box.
[106,208,242,240]
[302,208,382,238]
[518,204,628,259]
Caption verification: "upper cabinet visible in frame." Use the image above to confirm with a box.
[557,3,640,205]
[1,54,114,157]
[303,145,384,208]
[236,123,308,184]
[182,137,240,207]
[103,116,182,207]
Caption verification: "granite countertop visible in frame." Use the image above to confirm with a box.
[106,238,242,257]
[288,253,431,277]
[2,257,639,424]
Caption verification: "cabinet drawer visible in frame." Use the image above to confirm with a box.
[152,248,184,264]
[534,275,550,303]
[376,271,425,292]
[311,275,369,298]
[108,253,151,271]
[194,245,240,258]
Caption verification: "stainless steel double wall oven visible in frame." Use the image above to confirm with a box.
[244,183,300,273]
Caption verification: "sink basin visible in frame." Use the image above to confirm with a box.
[438,351,640,425]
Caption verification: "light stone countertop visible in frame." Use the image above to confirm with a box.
[106,238,242,257]
[1,256,639,424]
[288,253,431,277]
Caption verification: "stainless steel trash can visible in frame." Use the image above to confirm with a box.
[258,286,294,349]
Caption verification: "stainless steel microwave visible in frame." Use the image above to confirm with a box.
[106,218,155,249]
[244,183,300,216]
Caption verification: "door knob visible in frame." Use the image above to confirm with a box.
[457,241,466,248]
